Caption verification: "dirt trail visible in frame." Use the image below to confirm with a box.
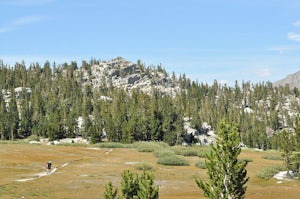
[15,167,58,182]
[13,162,72,183]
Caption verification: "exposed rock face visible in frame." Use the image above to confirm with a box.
[183,118,216,145]
[274,70,300,89]
[80,57,181,97]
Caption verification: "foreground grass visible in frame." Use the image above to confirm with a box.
[0,143,300,199]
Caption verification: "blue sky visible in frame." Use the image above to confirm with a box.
[1,0,300,85]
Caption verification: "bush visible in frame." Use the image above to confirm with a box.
[134,162,154,171]
[153,148,175,158]
[138,147,155,152]
[256,165,285,180]
[0,140,28,144]
[172,146,210,157]
[134,141,169,153]
[197,151,208,158]
[157,155,189,166]
[195,161,206,169]
[94,142,132,148]
[27,134,40,142]
[262,155,282,160]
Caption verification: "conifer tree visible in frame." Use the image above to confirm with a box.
[279,129,295,178]
[103,170,159,199]
[136,171,159,199]
[196,121,249,199]
[7,90,19,140]
[103,181,118,199]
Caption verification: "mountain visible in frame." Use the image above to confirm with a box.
[274,70,300,89]
[78,57,181,97]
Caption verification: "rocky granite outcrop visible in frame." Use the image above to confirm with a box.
[79,57,181,97]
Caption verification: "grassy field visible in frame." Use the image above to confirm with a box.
[0,142,300,199]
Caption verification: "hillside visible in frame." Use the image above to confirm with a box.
[0,57,300,150]
[79,57,181,96]
[274,70,300,89]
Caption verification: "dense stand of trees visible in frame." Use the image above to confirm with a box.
[0,59,300,149]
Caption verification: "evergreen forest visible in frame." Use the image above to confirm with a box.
[1,58,300,150]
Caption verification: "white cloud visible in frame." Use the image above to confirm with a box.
[255,68,271,77]
[288,32,300,42]
[293,21,300,27]
[268,46,298,54]
[13,16,43,26]
[0,15,45,34]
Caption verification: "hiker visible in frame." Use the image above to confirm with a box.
[46,161,52,174]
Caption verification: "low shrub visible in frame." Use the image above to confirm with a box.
[262,155,282,160]
[94,142,132,148]
[138,147,155,152]
[195,161,206,169]
[172,146,210,157]
[134,162,154,171]
[153,148,175,158]
[197,151,208,158]
[256,165,285,180]
[134,141,169,153]
[27,134,40,142]
[56,142,87,147]
[0,140,28,144]
[157,155,189,166]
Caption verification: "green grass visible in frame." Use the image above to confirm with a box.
[171,145,211,157]
[261,155,282,160]
[133,141,169,153]
[134,162,154,171]
[26,134,40,142]
[195,161,206,169]
[0,140,29,144]
[157,155,189,166]
[153,148,175,158]
[93,142,133,148]
[256,165,285,180]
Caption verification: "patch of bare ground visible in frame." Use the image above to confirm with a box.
[0,144,299,198]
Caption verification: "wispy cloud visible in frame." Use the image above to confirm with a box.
[288,32,300,42]
[0,15,45,33]
[255,68,271,78]
[268,46,299,54]
[3,0,55,6]
[293,21,300,27]
[13,16,43,26]
[0,27,12,33]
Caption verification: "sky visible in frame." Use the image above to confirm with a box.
[1,0,300,86]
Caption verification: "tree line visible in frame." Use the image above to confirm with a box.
[0,59,300,149]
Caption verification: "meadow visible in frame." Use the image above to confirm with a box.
[0,141,299,199]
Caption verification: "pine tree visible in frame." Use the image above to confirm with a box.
[279,129,295,178]
[136,171,159,199]
[103,181,118,199]
[196,121,249,199]
[103,170,159,199]
[7,90,19,140]
[120,170,139,198]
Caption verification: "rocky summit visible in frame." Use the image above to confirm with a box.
[274,70,300,89]
[79,57,181,97]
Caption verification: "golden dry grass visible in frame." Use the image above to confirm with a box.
[0,144,299,199]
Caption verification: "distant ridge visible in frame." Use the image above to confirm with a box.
[274,70,300,89]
